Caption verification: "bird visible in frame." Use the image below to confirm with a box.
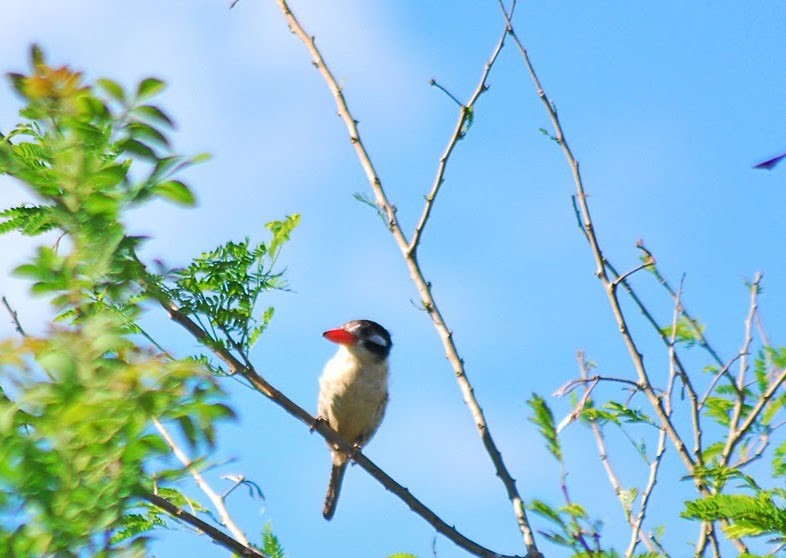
[317,319,392,520]
[754,150,786,170]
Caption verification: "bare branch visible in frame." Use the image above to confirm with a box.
[497,0,697,477]
[573,353,660,557]
[698,354,742,409]
[152,417,250,546]
[610,257,654,288]
[626,428,667,558]
[636,243,730,372]
[723,273,761,459]
[724,365,786,464]
[1,296,26,337]
[667,277,703,464]
[272,1,539,554]
[498,3,749,553]
[142,491,267,558]
[410,23,509,255]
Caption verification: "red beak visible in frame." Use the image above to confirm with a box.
[323,328,357,345]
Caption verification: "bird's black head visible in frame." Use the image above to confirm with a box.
[323,319,392,361]
[345,319,392,360]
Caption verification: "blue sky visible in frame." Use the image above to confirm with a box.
[1,2,785,557]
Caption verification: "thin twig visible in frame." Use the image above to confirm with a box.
[732,430,769,469]
[724,366,786,463]
[142,491,267,558]
[429,79,464,108]
[698,354,742,409]
[637,243,729,372]
[410,20,509,255]
[555,374,644,397]
[668,277,703,464]
[497,0,696,476]
[152,418,250,546]
[626,428,667,558]
[722,273,761,460]
[611,258,653,288]
[1,296,26,337]
[559,472,594,554]
[575,353,660,557]
[497,3,747,554]
[572,199,737,409]
[623,296,679,558]
[272,2,539,555]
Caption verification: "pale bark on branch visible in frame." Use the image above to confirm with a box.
[272,1,540,556]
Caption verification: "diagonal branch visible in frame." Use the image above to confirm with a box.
[409,19,510,255]
[152,417,250,546]
[1,295,26,337]
[575,353,660,557]
[142,491,267,558]
[272,1,539,555]
[496,0,697,478]
[636,242,740,398]
[146,286,523,558]
[496,3,749,554]
[722,272,761,460]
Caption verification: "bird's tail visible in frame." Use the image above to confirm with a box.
[322,461,348,520]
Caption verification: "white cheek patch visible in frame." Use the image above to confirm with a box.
[368,333,389,347]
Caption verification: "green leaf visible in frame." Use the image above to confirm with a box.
[682,492,786,537]
[266,214,300,260]
[30,44,46,68]
[527,393,562,462]
[127,121,170,147]
[6,72,27,97]
[88,162,130,189]
[191,152,212,164]
[262,523,286,558]
[132,104,175,128]
[119,138,157,161]
[660,315,705,347]
[154,180,196,206]
[97,78,126,104]
[136,77,166,100]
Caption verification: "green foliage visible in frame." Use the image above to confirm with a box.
[0,314,228,555]
[528,393,562,462]
[660,315,705,347]
[581,401,655,428]
[166,214,299,357]
[0,46,270,555]
[262,523,286,558]
[0,45,204,321]
[529,499,611,556]
[683,491,786,540]
[112,487,209,547]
